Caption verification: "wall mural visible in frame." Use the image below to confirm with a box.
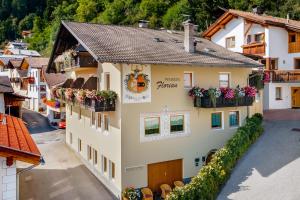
[123,64,151,103]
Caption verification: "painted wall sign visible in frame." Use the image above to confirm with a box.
[156,77,180,90]
[123,64,151,103]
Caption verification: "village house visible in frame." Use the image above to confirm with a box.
[46,21,262,198]
[0,113,42,200]
[202,8,300,110]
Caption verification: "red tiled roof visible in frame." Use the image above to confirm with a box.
[0,114,41,164]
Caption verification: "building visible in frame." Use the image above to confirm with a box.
[41,66,67,124]
[5,42,28,50]
[26,58,49,112]
[0,56,25,77]
[202,9,300,110]
[46,21,262,198]
[0,113,42,200]
[3,49,40,57]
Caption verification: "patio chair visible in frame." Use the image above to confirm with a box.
[160,184,172,199]
[141,187,153,200]
[174,181,184,188]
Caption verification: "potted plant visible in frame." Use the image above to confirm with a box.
[188,86,204,107]
[122,187,139,200]
[85,90,97,106]
[75,89,86,104]
[65,88,75,102]
[208,88,221,107]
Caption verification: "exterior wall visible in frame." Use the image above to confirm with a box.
[0,158,17,200]
[0,94,4,113]
[65,64,122,198]
[121,64,257,189]
[211,17,244,53]
[263,82,300,109]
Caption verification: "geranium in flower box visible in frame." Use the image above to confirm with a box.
[76,89,86,104]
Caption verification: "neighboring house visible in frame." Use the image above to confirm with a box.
[0,113,42,200]
[0,56,25,77]
[26,58,49,112]
[21,31,33,39]
[46,21,262,198]
[41,66,66,124]
[5,41,28,50]
[203,8,300,110]
[3,49,40,57]
[0,76,26,117]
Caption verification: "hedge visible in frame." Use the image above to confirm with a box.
[168,113,264,200]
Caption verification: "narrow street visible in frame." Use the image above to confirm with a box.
[19,110,116,200]
[217,109,300,200]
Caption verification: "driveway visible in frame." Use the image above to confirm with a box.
[22,108,56,134]
[218,109,300,200]
[18,130,116,200]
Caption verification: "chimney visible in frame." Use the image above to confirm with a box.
[183,20,195,53]
[252,6,263,15]
[138,20,149,28]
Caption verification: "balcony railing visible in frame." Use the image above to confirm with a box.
[242,42,265,56]
[194,96,254,108]
[266,70,300,83]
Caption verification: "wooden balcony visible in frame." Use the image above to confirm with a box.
[242,42,265,56]
[266,70,300,83]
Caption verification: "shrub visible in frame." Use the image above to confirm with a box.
[168,113,264,200]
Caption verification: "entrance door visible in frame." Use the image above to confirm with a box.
[291,87,300,108]
[148,159,182,193]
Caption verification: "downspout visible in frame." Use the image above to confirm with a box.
[16,157,45,200]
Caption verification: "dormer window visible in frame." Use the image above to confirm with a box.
[254,33,264,43]
[225,37,235,48]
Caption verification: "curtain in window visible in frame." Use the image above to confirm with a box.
[212,113,221,128]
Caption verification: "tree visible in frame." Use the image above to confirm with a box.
[163,0,190,30]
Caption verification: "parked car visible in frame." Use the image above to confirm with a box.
[58,119,66,129]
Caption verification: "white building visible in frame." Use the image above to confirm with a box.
[26,58,49,112]
[203,9,300,110]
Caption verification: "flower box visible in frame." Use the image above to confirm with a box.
[28,77,35,84]
[195,96,254,108]
[90,99,116,112]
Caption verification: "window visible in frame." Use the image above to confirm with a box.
[105,73,110,90]
[254,33,264,43]
[219,73,230,88]
[229,111,239,127]
[247,35,252,44]
[170,115,184,133]
[289,33,296,43]
[91,111,96,126]
[87,145,92,160]
[144,117,160,135]
[78,108,81,120]
[225,37,235,48]
[111,161,115,179]
[295,58,300,69]
[40,85,46,92]
[53,111,61,119]
[275,87,282,100]
[103,156,108,173]
[78,139,82,152]
[184,72,193,88]
[93,149,98,165]
[97,113,102,128]
[69,132,72,144]
[104,114,109,131]
[211,112,222,129]
[270,58,278,70]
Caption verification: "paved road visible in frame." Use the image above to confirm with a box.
[218,109,300,200]
[22,108,56,134]
[19,112,116,200]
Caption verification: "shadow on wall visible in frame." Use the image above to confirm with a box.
[19,165,117,200]
[218,117,300,199]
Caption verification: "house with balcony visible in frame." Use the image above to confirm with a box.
[46,20,262,198]
[202,9,300,110]
[25,58,49,112]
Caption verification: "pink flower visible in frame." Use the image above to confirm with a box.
[244,86,257,97]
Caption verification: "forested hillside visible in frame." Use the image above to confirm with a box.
[1,0,300,55]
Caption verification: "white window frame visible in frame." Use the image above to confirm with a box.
[228,110,240,128]
[109,160,116,181]
[170,114,185,134]
[183,71,194,89]
[87,145,92,161]
[211,111,224,130]
[219,72,231,88]
[103,114,110,132]
[90,111,96,127]
[275,87,282,100]
[140,111,191,143]
[225,36,236,48]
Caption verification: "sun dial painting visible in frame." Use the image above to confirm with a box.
[123,64,151,103]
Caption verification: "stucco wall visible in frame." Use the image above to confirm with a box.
[211,17,244,53]
[121,64,258,189]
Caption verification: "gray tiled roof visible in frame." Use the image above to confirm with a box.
[0,76,13,93]
[42,66,66,87]
[61,21,261,68]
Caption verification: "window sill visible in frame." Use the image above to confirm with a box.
[211,127,224,131]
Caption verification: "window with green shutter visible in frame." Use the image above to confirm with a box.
[229,111,239,127]
[211,112,222,129]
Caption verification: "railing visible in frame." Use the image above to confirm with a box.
[242,42,265,56]
[266,70,300,82]
[194,96,254,108]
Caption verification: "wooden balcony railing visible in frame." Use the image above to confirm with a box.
[242,42,265,56]
[266,70,300,82]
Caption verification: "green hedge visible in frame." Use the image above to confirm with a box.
[168,113,264,200]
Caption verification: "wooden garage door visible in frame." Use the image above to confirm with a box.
[148,159,182,193]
